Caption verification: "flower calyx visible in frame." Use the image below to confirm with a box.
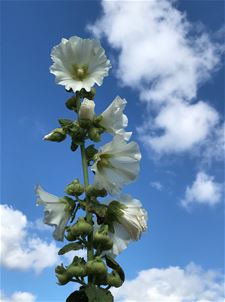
[106,270,123,288]
[67,257,87,278]
[70,217,93,237]
[55,264,70,285]
[93,224,113,251]
[43,128,66,142]
[86,257,107,276]
[65,179,84,197]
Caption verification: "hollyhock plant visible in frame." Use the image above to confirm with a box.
[37,36,148,301]
[50,36,111,92]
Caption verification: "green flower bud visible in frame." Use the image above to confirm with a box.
[86,185,107,198]
[67,261,87,278]
[65,179,84,196]
[106,270,123,288]
[93,224,113,250]
[65,95,79,111]
[88,127,101,142]
[70,217,93,237]
[43,128,66,142]
[55,264,66,274]
[56,272,70,285]
[86,257,107,276]
[65,229,77,241]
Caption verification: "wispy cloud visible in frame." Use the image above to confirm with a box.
[112,263,224,302]
[181,171,223,209]
[88,0,224,159]
[150,181,163,191]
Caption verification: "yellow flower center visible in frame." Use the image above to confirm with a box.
[96,154,112,170]
[71,65,89,81]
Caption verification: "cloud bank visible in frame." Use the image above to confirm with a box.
[89,0,224,157]
[0,204,58,273]
[112,263,225,302]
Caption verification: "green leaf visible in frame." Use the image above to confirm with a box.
[105,255,125,283]
[58,242,83,255]
[85,285,113,302]
[66,289,88,302]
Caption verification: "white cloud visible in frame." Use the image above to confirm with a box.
[181,172,223,208]
[89,0,224,156]
[150,181,163,191]
[0,291,36,302]
[138,100,219,153]
[0,204,58,273]
[112,263,225,302]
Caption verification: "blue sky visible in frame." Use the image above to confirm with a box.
[1,1,224,301]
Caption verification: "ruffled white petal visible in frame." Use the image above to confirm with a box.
[117,195,148,240]
[92,136,141,195]
[50,36,111,92]
[36,185,72,241]
[100,96,132,141]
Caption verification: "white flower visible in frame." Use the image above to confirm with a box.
[79,99,95,121]
[100,96,132,141]
[35,185,74,241]
[50,36,111,92]
[113,195,148,240]
[92,136,141,195]
[102,195,148,257]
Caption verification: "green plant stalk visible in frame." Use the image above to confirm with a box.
[80,143,94,284]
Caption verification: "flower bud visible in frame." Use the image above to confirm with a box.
[55,264,66,274]
[65,95,79,111]
[70,217,93,237]
[65,179,84,196]
[78,99,95,121]
[67,259,87,277]
[86,257,107,275]
[86,185,107,197]
[65,229,77,241]
[106,270,123,288]
[43,128,66,142]
[56,272,70,285]
[93,224,113,250]
[88,127,101,142]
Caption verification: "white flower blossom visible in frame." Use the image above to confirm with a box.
[103,195,148,257]
[50,36,111,92]
[35,185,74,241]
[100,96,132,140]
[92,136,141,195]
[113,195,148,240]
[79,99,95,121]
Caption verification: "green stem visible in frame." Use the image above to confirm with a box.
[80,143,94,284]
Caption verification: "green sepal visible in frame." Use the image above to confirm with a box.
[58,119,74,133]
[70,141,78,152]
[105,255,125,283]
[65,95,80,112]
[79,87,96,100]
[58,242,83,255]
[85,285,113,302]
[84,199,108,219]
[106,270,123,288]
[85,145,98,165]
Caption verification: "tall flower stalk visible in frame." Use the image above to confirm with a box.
[37,36,148,302]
